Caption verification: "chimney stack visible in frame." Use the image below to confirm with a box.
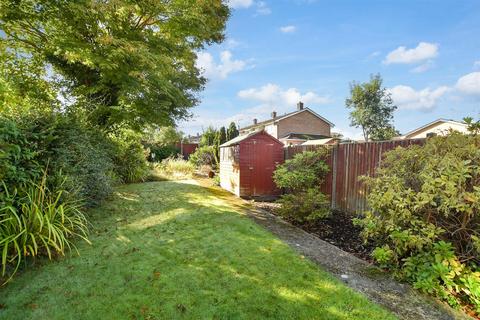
[253,118,258,125]
[297,101,304,110]
[271,111,277,118]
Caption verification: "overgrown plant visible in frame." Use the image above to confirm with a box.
[355,132,480,313]
[155,157,195,180]
[189,146,219,169]
[111,131,150,184]
[273,149,331,222]
[1,172,90,284]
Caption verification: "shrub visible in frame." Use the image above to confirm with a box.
[355,132,480,312]
[0,117,45,200]
[277,188,330,222]
[48,116,116,206]
[273,149,330,222]
[111,131,150,184]
[1,173,90,284]
[147,144,180,162]
[189,145,218,169]
[0,113,116,206]
[274,149,330,192]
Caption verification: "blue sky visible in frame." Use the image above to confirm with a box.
[180,0,480,139]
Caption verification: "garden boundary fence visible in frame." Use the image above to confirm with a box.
[284,139,425,213]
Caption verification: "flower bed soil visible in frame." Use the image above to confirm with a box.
[253,202,375,262]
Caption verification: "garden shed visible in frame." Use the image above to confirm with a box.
[219,130,284,198]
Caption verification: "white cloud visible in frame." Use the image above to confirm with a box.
[227,0,254,9]
[410,60,434,73]
[255,1,271,15]
[238,83,330,107]
[474,60,480,69]
[456,72,480,95]
[196,50,250,80]
[388,85,450,110]
[384,42,439,65]
[280,25,296,33]
[179,84,331,134]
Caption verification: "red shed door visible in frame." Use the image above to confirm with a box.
[251,139,278,196]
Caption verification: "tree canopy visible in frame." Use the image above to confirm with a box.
[226,122,239,141]
[0,0,229,130]
[346,74,397,141]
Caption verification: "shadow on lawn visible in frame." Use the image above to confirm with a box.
[0,180,393,320]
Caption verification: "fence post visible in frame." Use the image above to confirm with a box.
[331,144,337,210]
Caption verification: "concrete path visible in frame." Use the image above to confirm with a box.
[246,207,471,320]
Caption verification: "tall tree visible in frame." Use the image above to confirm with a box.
[218,126,227,145]
[200,126,217,147]
[346,74,397,141]
[0,0,229,130]
[226,122,239,141]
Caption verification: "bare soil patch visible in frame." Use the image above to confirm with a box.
[253,202,375,261]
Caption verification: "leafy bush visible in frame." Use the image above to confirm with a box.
[189,145,218,169]
[0,113,116,206]
[274,150,330,192]
[146,144,180,162]
[0,117,44,199]
[277,188,330,222]
[111,131,150,184]
[1,173,90,284]
[355,132,480,312]
[48,116,116,205]
[273,149,330,222]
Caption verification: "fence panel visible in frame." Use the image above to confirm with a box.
[284,139,425,213]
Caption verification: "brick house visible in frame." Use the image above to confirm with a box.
[239,102,334,146]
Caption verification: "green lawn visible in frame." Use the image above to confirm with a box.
[0,180,396,320]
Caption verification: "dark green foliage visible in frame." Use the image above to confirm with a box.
[0,117,44,198]
[111,132,149,184]
[226,122,239,141]
[147,144,180,162]
[346,74,397,141]
[277,188,330,222]
[355,132,480,313]
[218,126,227,145]
[273,149,331,222]
[0,0,230,130]
[274,150,330,192]
[1,113,116,206]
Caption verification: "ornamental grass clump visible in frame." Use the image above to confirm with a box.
[355,132,480,314]
[0,172,90,284]
[273,149,331,222]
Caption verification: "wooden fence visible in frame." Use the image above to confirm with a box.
[284,139,425,213]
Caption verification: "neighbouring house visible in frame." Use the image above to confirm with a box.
[187,133,202,144]
[219,130,284,198]
[395,119,469,139]
[239,101,334,146]
[301,137,340,146]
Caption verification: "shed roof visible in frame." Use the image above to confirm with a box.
[220,130,282,147]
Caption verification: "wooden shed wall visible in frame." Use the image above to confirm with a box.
[238,133,284,197]
[219,146,240,196]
